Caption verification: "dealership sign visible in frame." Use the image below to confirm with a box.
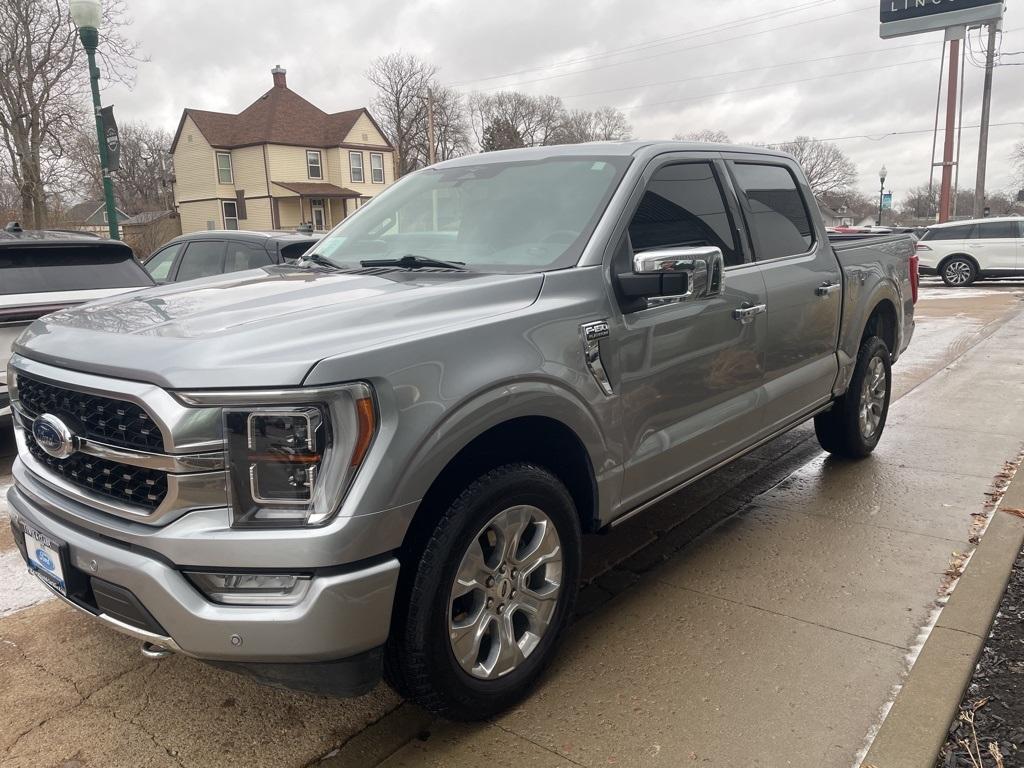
[880,0,1004,38]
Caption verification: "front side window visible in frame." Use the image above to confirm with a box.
[311,155,630,273]
[977,221,1018,239]
[370,152,385,184]
[176,241,225,282]
[350,151,364,183]
[628,162,742,266]
[732,162,814,260]
[306,150,322,179]
[216,152,233,184]
[223,200,239,230]
[145,243,183,281]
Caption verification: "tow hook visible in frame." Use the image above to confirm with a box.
[140,641,173,659]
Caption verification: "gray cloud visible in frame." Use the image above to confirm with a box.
[105,0,1023,201]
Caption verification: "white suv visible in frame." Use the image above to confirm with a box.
[916,217,1024,286]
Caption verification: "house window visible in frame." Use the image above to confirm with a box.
[349,151,364,183]
[222,200,239,230]
[370,152,385,184]
[216,152,233,184]
[306,150,322,179]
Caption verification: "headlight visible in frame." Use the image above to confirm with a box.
[176,383,376,527]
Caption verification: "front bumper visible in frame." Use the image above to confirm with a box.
[7,478,400,672]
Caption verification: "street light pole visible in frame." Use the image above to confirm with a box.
[877,164,887,227]
[71,0,119,239]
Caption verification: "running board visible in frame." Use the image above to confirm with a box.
[606,403,832,530]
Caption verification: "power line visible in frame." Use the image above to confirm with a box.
[763,120,1024,145]
[619,54,940,112]
[559,38,946,101]
[450,3,875,91]
[446,0,838,87]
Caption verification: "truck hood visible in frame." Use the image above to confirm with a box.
[14,266,544,389]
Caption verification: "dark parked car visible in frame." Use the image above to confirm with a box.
[143,230,321,283]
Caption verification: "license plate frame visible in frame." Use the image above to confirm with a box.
[22,523,69,596]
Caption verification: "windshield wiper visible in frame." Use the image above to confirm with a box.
[360,254,468,271]
[300,253,344,270]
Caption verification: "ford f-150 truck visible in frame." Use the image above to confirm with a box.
[6,142,917,720]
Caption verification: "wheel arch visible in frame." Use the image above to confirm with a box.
[937,252,981,274]
[861,298,898,354]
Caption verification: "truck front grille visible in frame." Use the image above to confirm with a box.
[24,429,168,510]
[16,375,165,452]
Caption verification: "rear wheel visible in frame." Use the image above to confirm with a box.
[940,256,977,287]
[815,336,891,458]
[384,463,581,721]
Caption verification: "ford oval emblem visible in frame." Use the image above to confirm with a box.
[36,549,55,571]
[32,413,77,459]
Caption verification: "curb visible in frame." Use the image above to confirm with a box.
[861,465,1024,768]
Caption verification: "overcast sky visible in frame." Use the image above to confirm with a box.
[104,0,1024,203]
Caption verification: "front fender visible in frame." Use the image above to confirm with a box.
[390,377,621,525]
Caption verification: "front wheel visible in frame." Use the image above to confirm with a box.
[941,257,977,287]
[384,463,581,721]
[815,336,892,458]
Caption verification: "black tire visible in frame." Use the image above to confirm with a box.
[384,463,581,721]
[940,256,977,287]
[815,336,892,458]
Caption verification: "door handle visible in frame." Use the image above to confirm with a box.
[815,282,841,296]
[732,303,766,324]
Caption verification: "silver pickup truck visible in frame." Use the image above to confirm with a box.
[6,142,916,720]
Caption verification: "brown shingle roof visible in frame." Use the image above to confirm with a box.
[171,86,392,152]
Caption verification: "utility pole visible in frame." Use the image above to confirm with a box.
[973,22,998,218]
[426,88,436,165]
[937,36,960,223]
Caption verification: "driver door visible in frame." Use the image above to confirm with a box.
[610,156,769,511]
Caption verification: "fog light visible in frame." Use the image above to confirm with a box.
[186,571,311,605]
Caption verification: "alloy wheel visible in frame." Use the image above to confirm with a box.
[859,355,887,439]
[944,260,972,285]
[448,505,563,680]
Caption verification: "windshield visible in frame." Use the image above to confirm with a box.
[311,155,630,272]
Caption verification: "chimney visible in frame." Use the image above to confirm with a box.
[271,65,287,88]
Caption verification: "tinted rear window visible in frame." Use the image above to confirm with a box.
[0,245,152,294]
[731,163,814,260]
[977,221,1019,239]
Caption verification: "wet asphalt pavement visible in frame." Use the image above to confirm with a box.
[1,280,1023,767]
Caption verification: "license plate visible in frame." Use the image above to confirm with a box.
[23,525,68,595]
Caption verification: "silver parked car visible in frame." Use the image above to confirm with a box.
[6,142,916,719]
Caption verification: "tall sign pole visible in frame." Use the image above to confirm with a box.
[879,0,1004,223]
[937,37,960,223]
[973,22,999,218]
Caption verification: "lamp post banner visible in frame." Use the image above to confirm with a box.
[100,106,121,171]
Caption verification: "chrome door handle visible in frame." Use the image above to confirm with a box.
[732,303,766,324]
[815,282,841,296]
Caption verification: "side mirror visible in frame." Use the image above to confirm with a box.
[618,246,725,308]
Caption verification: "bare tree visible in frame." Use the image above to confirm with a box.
[367,53,435,176]
[67,121,173,212]
[1013,140,1024,191]
[590,106,631,141]
[0,0,139,228]
[424,86,471,163]
[898,184,938,220]
[468,91,566,148]
[674,129,730,143]
[772,136,857,197]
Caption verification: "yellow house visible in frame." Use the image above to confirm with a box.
[170,66,396,235]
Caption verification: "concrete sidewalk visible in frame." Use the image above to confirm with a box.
[377,310,1024,766]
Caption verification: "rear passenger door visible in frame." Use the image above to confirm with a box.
[973,220,1019,272]
[726,156,842,434]
[173,240,225,282]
